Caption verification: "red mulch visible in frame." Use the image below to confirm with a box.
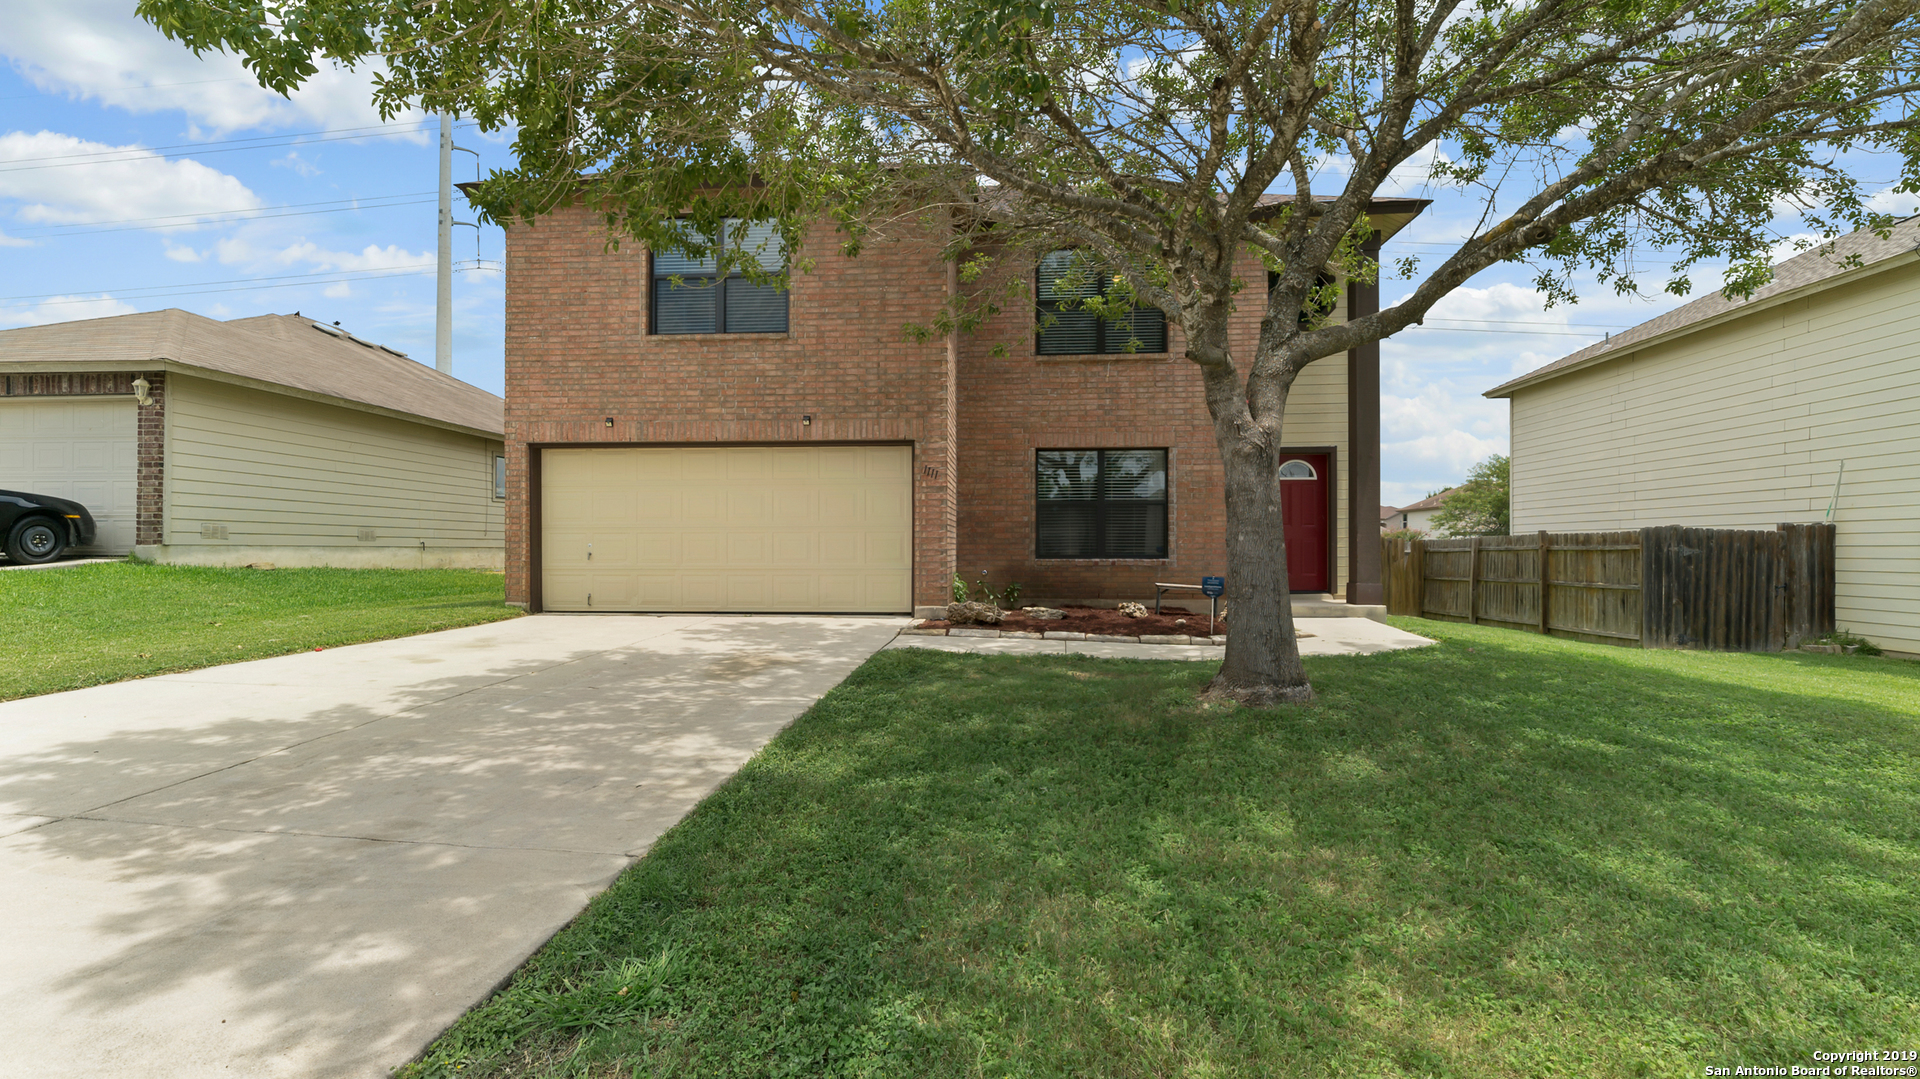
[920,604,1227,637]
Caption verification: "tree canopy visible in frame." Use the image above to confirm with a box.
[137,0,1920,703]
[1432,454,1511,537]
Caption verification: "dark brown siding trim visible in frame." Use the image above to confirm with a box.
[1344,238,1384,605]
[2,372,137,396]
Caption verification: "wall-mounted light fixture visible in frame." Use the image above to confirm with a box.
[802,414,812,427]
[132,376,153,407]
[604,417,615,428]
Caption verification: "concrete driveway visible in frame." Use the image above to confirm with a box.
[0,614,904,1079]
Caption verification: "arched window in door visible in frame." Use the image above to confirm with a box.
[1278,459,1318,480]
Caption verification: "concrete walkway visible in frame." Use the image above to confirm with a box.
[0,614,904,1079]
[884,616,1435,660]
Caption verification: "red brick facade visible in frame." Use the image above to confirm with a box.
[503,205,1369,611]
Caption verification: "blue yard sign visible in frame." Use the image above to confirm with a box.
[1201,576,1225,597]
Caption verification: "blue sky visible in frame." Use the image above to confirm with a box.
[3,2,1910,508]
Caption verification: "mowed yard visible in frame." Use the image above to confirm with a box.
[399,620,1920,1078]
[0,561,520,701]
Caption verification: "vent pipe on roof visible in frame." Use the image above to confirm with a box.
[436,110,453,376]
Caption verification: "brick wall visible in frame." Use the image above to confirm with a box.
[953,246,1349,604]
[503,206,958,608]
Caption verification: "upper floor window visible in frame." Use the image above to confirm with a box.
[650,219,789,335]
[1270,270,1339,327]
[1035,250,1167,355]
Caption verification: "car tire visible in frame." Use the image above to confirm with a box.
[5,516,66,564]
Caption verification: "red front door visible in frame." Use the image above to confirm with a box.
[1278,452,1330,592]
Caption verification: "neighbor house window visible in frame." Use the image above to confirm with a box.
[1035,449,1168,558]
[650,219,788,334]
[1035,250,1167,355]
[492,455,507,500]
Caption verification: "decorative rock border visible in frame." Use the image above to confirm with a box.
[900,622,1226,646]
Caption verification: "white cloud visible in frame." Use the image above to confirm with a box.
[163,243,204,262]
[271,151,321,177]
[0,130,261,227]
[0,0,425,136]
[0,227,30,247]
[323,281,353,299]
[0,293,137,328]
[216,237,433,274]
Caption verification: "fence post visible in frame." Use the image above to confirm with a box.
[1467,536,1481,625]
[1537,530,1550,635]
[1412,537,1427,618]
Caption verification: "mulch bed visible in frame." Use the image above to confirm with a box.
[919,604,1228,637]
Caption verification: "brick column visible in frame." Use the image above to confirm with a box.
[135,372,166,546]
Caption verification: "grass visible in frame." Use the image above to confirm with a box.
[398,619,1920,1078]
[0,560,520,701]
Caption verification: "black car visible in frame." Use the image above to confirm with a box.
[0,489,97,564]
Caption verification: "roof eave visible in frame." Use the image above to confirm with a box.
[1484,248,1920,399]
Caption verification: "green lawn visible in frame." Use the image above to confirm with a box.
[400,620,1920,1078]
[0,561,519,701]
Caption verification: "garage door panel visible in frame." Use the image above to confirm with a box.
[541,445,911,612]
[772,532,814,564]
[0,397,136,555]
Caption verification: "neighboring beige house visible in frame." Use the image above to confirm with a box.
[0,309,506,568]
[1485,216,1920,657]
[1384,487,1454,534]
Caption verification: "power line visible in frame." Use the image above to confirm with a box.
[0,269,448,310]
[0,75,259,103]
[0,263,440,305]
[0,121,480,175]
[7,193,440,238]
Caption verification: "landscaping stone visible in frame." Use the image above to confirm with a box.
[1001,630,1043,640]
[949,627,1002,638]
[1803,643,1842,654]
[1021,606,1067,620]
[1139,634,1192,645]
[946,601,1004,625]
[1117,601,1149,618]
[1042,631,1087,640]
[899,626,949,636]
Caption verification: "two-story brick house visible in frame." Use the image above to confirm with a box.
[500,198,1425,616]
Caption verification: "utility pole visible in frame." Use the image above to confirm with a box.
[435,110,453,376]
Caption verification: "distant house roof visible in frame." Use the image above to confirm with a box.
[1381,504,1400,521]
[0,309,503,438]
[1485,215,1920,399]
[1397,488,1455,514]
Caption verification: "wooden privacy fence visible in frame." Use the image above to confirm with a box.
[1381,523,1835,651]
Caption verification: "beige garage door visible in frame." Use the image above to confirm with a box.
[542,445,912,613]
[0,397,137,554]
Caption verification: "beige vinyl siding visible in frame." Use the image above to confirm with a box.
[1280,335,1351,594]
[1508,261,1920,654]
[164,375,505,551]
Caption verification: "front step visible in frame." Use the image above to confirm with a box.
[1290,593,1388,621]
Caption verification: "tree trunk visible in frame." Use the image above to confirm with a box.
[1187,302,1313,707]
[1201,425,1313,706]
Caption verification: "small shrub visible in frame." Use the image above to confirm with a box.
[1811,629,1884,656]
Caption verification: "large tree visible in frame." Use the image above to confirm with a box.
[141,0,1920,704]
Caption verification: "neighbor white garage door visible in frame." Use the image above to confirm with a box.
[0,397,137,554]
[541,445,912,612]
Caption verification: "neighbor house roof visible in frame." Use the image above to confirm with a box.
[1485,214,1920,398]
[0,309,503,438]
[1380,504,1400,522]
[1396,488,1454,514]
